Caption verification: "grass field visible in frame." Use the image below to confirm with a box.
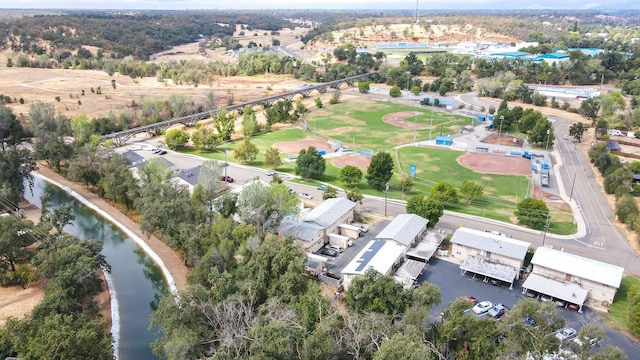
[607,276,640,334]
[178,100,575,234]
[310,101,470,152]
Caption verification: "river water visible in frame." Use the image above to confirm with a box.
[25,175,169,359]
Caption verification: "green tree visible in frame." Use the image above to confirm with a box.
[358,81,370,93]
[0,148,37,206]
[315,97,323,109]
[69,114,94,147]
[366,152,394,191]
[616,194,639,224]
[515,198,549,228]
[233,138,259,164]
[263,146,283,169]
[429,182,459,206]
[0,104,26,151]
[237,182,298,237]
[459,180,484,205]
[569,122,588,143]
[347,268,413,315]
[338,165,363,188]
[628,284,640,337]
[164,128,189,150]
[410,85,421,95]
[322,186,338,200]
[190,126,219,151]
[375,330,433,360]
[0,216,36,283]
[406,195,443,228]
[389,86,401,97]
[580,97,600,125]
[346,187,364,204]
[241,106,259,138]
[211,108,235,141]
[295,146,326,180]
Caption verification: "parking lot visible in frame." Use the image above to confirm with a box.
[417,258,640,355]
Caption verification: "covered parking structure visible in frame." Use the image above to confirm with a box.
[459,255,520,289]
[521,273,588,312]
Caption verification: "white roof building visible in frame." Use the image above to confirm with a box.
[303,198,356,228]
[342,240,405,290]
[451,227,531,260]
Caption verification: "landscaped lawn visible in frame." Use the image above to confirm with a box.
[607,275,640,333]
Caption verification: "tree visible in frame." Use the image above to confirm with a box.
[0,104,26,151]
[190,126,219,151]
[295,146,326,180]
[580,97,600,125]
[263,146,283,169]
[195,160,223,209]
[515,198,549,228]
[322,186,338,200]
[389,86,401,97]
[346,268,413,315]
[237,182,298,237]
[338,165,363,188]
[346,187,364,204]
[211,108,235,141]
[569,122,587,143]
[164,128,189,150]
[241,106,259,138]
[0,216,36,282]
[232,139,258,165]
[459,180,484,205]
[0,148,37,206]
[406,195,443,228]
[410,85,421,95]
[429,182,459,206]
[358,81,370,93]
[375,330,432,360]
[628,284,640,337]
[366,152,394,191]
[315,97,323,109]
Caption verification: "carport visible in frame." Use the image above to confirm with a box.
[460,255,519,289]
[521,273,588,312]
[394,259,426,289]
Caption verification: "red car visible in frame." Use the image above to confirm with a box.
[220,176,234,183]
[464,296,478,305]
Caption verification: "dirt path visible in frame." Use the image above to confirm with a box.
[35,165,188,292]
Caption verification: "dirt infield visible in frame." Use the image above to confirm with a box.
[458,152,530,175]
[274,139,333,154]
[331,154,371,169]
[481,133,524,147]
[382,111,431,130]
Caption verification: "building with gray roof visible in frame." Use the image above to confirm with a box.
[451,227,531,289]
[375,214,428,248]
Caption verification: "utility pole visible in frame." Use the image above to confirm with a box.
[384,183,389,217]
[542,213,550,247]
[498,115,504,151]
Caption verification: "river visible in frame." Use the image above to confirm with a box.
[25,175,169,359]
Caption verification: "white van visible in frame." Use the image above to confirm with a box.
[607,129,623,136]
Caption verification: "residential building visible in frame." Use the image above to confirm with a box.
[342,239,405,290]
[522,247,624,311]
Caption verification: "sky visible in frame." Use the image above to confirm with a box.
[2,0,637,11]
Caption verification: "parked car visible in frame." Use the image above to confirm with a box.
[220,176,234,183]
[266,169,276,176]
[523,317,537,327]
[151,148,162,154]
[488,304,506,318]
[288,188,296,194]
[567,303,580,311]
[158,150,167,155]
[326,244,343,253]
[555,300,567,307]
[359,225,368,233]
[347,239,354,247]
[571,336,599,347]
[563,134,569,140]
[464,296,478,305]
[472,301,493,314]
[555,328,577,341]
[525,290,538,298]
[299,192,313,200]
[321,248,338,257]
[317,185,327,191]
[540,294,552,302]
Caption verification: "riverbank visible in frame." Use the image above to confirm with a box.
[34,164,188,292]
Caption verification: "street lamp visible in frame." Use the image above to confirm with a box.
[384,183,389,217]
[541,212,550,247]
[498,115,504,150]
[406,71,411,100]
[545,129,551,159]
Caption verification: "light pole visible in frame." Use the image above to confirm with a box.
[429,111,433,141]
[545,129,551,160]
[384,183,389,217]
[406,71,411,100]
[541,212,550,247]
[224,145,228,179]
[498,115,504,150]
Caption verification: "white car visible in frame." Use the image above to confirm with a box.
[266,169,276,176]
[326,244,343,253]
[555,328,577,341]
[299,192,313,200]
[471,301,493,314]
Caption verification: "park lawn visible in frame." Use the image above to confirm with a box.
[311,101,471,152]
[607,276,640,334]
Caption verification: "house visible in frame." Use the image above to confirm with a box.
[531,52,571,66]
[450,227,531,289]
[281,198,356,253]
[522,247,624,311]
[375,214,428,249]
[120,150,146,168]
[175,166,201,193]
[342,239,405,290]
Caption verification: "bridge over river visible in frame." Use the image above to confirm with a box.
[101,72,376,146]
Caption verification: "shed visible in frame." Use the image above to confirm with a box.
[435,135,453,146]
